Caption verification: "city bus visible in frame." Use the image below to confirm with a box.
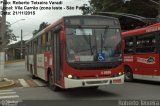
[25,15,124,91]
[123,23,160,81]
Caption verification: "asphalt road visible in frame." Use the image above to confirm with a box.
[2,61,160,106]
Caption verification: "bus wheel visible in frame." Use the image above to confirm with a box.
[124,67,133,82]
[48,72,60,91]
[32,75,37,79]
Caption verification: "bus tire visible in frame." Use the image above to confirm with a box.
[124,66,133,82]
[32,75,37,79]
[48,72,60,91]
[89,86,99,89]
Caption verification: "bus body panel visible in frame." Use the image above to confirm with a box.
[124,54,159,77]
[134,54,159,76]
[44,52,54,81]
[61,60,124,88]
[25,56,27,70]
[124,55,139,74]
[28,55,34,74]
[123,23,160,81]
[63,61,124,79]
[28,55,33,65]
[36,54,45,80]
[64,75,124,88]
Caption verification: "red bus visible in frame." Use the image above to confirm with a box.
[25,15,124,91]
[122,23,160,81]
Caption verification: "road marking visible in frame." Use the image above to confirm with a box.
[0,89,19,100]
[26,80,37,87]
[0,90,14,93]
[33,79,46,87]
[0,95,19,99]
[0,92,16,95]
[18,79,30,87]
[3,78,10,81]
[16,79,46,88]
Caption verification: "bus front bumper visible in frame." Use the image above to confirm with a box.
[64,75,124,89]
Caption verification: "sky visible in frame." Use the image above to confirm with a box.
[0,0,89,44]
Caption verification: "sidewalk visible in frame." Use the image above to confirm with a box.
[0,59,24,90]
[0,60,24,89]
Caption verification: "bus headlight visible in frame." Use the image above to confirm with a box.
[113,72,123,77]
[67,75,80,79]
[118,72,122,76]
[67,75,73,79]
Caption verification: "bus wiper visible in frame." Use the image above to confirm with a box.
[82,30,94,55]
[88,34,94,55]
[101,34,103,53]
[101,26,109,53]
[94,29,97,55]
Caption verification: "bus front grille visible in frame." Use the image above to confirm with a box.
[86,80,108,85]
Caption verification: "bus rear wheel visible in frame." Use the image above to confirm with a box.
[48,72,60,91]
[32,75,37,79]
[124,67,133,82]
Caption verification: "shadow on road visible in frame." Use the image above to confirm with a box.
[127,79,160,86]
[59,87,119,99]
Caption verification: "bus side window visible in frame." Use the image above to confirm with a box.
[29,42,31,54]
[38,36,42,53]
[124,37,134,54]
[136,33,155,53]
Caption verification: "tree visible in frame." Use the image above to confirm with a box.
[32,22,50,36]
[82,0,160,30]
[3,22,16,45]
[32,29,39,36]
[85,0,159,18]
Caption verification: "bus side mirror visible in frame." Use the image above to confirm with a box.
[60,31,66,43]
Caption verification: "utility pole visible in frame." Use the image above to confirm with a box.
[0,0,7,80]
[20,29,23,59]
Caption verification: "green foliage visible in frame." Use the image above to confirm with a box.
[32,22,50,36]
[85,0,159,18]
[80,4,92,15]
[90,0,124,12]
[32,29,39,36]
[5,22,16,44]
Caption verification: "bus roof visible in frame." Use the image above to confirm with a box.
[26,17,64,44]
[26,15,119,44]
[63,15,119,20]
[122,23,160,38]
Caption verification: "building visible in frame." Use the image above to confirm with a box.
[5,40,26,61]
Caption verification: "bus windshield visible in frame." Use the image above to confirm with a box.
[66,27,122,63]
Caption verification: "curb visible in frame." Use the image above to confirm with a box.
[0,78,15,89]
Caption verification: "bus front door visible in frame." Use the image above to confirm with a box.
[53,31,63,85]
[33,41,37,76]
